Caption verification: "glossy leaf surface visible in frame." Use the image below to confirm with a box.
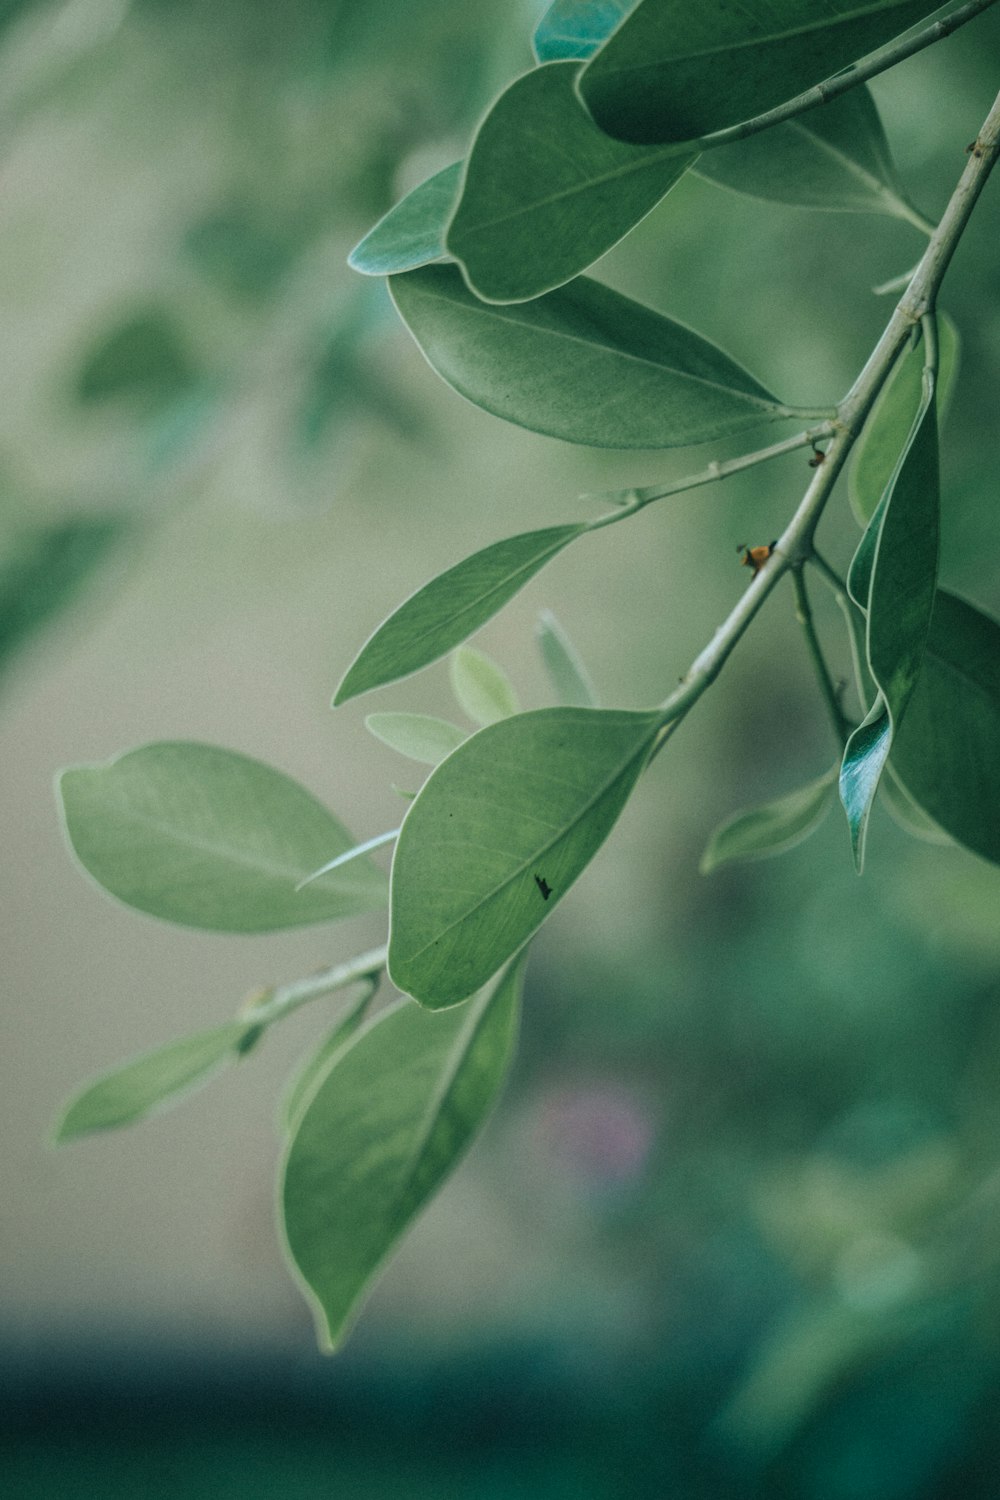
[389,707,662,1007]
[533,0,636,61]
[59,743,388,931]
[348,162,462,277]
[366,712,467,766]
[448,62,695,302]
[279,983,378,1135]
[281,963,522,1349]
[449,646,519,726]
[335,524,584,705]
[390,266,787,449]
[579,1,936,144]
[700,768,836,873]
[536,610,599,707]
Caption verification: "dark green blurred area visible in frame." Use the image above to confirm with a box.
[3,1,1000,1496]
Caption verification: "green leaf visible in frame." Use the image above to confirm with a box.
[700,767,837,873]
[578,1,938,145]
[279,982,378,1135]
[850,315,960,525]
[879,766,951,846]
[388,707,662,1007]
[447,62,695,302]
[58,742,388,932]
[334,523,585,705]
[366,712,467,765]
[281,962,522,1350]
[890,590,1000,866]
[536,610,599,708]
[533,0,637,61]
[348,162,462,277]
[54,1022,252,1141]
[75,308,197,412]
[694,86,921,220]
[840,367,939,867]
[449,646,520,726]
[390,265,790,449]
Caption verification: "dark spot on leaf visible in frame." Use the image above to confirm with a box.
[535,875,552,900]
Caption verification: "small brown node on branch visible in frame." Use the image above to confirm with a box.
[737,540,778,575]
[808,442,828,468]
[966,139,983,157]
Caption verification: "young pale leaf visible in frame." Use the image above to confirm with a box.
[694,87,921,220]
[366,712,467,766]
[334,524,585,705]
[447,62,695,303]
[58,742,388,931]
[533,0,636,61]
[890,590,1000,866]
[578,1,938,145]
[389,707,662,1007]
[54,1022,252,1141]
[279,981,378,1135]
[840,371,939,867]
[879,766,951,846]
[281,962,522,1350]
[850,315,960,525]
[537,610,599,708]
[450,646,520,726]
[296,829,400,891]
[348,162,462,277]
[390,266,790,449]
[700,768,837,874]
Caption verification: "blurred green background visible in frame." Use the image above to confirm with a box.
[3,1,1000,1495]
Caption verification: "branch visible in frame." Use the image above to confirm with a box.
[242,946,387,1029]
[792,567,853,745]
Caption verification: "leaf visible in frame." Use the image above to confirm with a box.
[450,646,520,726]
[281,961,522,1350]
[447,62,696,302]
[840,368,939,867]
[578,1,938,145]
[334,523,585,705]
[348,162,463,277]
[533,0,637,61]
[54,1022,252,1141]
[890,590,1000,866]
[74,308,197,411]
[694,86,921,220]
[700,767,837,873]
[58,742,388,932]
[850,315,960,525]
[879,766,951,846]
[279,982,378,1135]
[536,610,599,707]
[388,707,662,1007]
[296,829,400,891]
[366,712,467,765]
[390,265,790,449]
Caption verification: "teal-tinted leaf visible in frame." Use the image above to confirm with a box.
[890,590,1000,866]
[447,62,695,303]
[279,981,378,1135]
[390,265,790,449]
[840,369,939,867]
[348,162,462,277]
[579,1,937,145]
[534,0,637,61]
[58,742,388,932]
[281,962,522,1350]
[334,523,585,705]
[694,86,922,220]
[75,308,197,411]
[450,646,519,726]
[536,610,599,707]
[700,767,837,873]
[850,315,960,525]
[879,766,951,846]
[389,707,662,1007]
[366,712,467,765]
[54,1022,252,1141]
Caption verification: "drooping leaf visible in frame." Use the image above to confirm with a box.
[533,0,637,61]
[450,646,519,726]
[890,590,1000,866]
[447,62,695,302]
[536,610,599,707]
[279,981,378,1135]
[694,86,923,221]
[334,523,585,705]
[366,712,467,765]
[58,743,388,932]
[390,265,791,449]
[700,768,837,873]
[879,766,951,846]
[281,962,522,1350]
[850,315,960,524]
[389,707,662,1007]
[54,1022,253,1141]
[578,1,938,145]
[348,162,463,277]
[840,368,939,867]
